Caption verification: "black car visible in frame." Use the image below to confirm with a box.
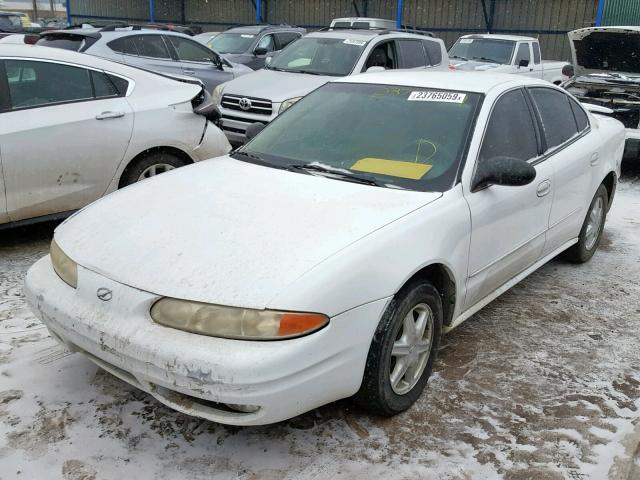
[207,24,305,70]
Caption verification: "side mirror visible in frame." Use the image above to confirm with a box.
[562,64,575,78]
[245,122,266,140]
[472,156,536,192]
[254,47,268,56]
[366,66,386,73]
[518,59,530,68]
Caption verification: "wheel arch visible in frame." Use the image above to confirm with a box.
[397,263,457,327]
[602,171,617,212]
[118,146,194,188]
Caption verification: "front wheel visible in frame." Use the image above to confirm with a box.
[354,280,443,416]
[564,184,608,263]
[119,152,187,188]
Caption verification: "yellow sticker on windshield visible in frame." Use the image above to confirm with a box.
[352,158,432,180]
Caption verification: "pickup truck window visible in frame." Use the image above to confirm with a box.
[532,42,541,64]
[479,89,538,164]
[449,38,514,64]
[243,82,482,192]
[515,43,531,66]
[423,40,442,65]
[529,87,579,150]
[397,40,426,68]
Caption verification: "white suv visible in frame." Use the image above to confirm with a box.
[213,28,448,144]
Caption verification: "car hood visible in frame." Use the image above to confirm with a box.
[221,68,333,102]
[568,26,640,77]
[56,156,440,310]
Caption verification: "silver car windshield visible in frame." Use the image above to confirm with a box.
[242,83,482,192]
[209,33,256,54]
[267,37,366,76]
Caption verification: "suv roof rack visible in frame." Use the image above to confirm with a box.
[97,22,198,35]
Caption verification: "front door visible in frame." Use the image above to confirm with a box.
[0,59,133,222]
[464,88,553,308]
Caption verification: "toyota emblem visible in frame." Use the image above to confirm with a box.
[96,287,113,302]
[238,97,252,111]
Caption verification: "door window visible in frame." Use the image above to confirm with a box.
[569,98,589,132]
[364,41,397,70]
[532,42,541,64]
[423,39,442,65]
[397,40,426,68]
[4,60,93,109]
[275,32,301,50]
[91,70,119,98]
[515,43,531,66]
[256,34,276,52]
[168,36,216,63]
[130,35,171,59]
[529,87,580,150]
[479,89,539,164]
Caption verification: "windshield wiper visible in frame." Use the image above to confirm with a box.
[287,164,381,186]
[230,150,285,169]
[471,56,501,64]
[450,54,469,61]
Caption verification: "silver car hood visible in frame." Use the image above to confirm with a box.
[221,69,333,102]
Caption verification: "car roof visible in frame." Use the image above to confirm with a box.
[333,70,550,94]
[460,33,537,42]
[224,24,304,34]
[306,29,433,40]
[47,27,194,40]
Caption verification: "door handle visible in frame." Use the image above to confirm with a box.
[536,180,551,197]
[95,111,125,120]
[590,152,599,166]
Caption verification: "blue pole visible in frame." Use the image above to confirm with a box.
[396,0,403,29]
[149,0,155,22]
[66,0,72,26]
[256,0,261,24]
[595,0,606,26]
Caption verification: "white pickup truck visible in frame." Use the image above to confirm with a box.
[449,34,570,84]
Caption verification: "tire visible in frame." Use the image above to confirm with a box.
[354,280,443,416]
[564,184,608,263]
[119,151,187,188]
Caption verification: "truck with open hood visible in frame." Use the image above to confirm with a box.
[564,26,640,159]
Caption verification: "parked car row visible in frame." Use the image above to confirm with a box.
[0,18,628,427]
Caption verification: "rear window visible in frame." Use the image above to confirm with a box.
[37,34,97,52]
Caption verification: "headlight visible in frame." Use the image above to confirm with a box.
[212,84,225,105]
[50,239,77,288]
[279,96,303,114]
[150,297,329,340]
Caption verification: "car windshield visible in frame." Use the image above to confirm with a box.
[267,37,366,76]
[241,83,482,192]
[209,33,256,54]
[449,38,515,64]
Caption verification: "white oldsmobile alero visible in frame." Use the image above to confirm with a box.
[25,71,624,426]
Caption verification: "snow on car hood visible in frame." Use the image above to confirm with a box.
[450,60,504,72]
[55,156,440,309]
[569,26,640,77]
[221,68,332,103]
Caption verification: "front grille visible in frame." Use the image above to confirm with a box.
[221,94,272,115]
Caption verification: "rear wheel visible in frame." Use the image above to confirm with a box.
[564,184,608,263]
[120,152,187,188]
[354,280,442,416]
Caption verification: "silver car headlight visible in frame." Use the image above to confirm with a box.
[279,96,303,114]
[212,84,225,105]
[150,297,329,340]
[50,239,77,288]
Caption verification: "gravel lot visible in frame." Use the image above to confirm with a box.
[1,164,639,480]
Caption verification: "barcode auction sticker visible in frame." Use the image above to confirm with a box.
[408,91,467,103]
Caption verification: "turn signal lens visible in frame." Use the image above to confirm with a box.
[50,239,78,288]
[150,297,329,340]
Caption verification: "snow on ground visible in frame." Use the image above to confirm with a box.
[1,166,640,480]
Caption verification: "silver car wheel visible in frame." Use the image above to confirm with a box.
[138,163,176,181]
[585,196,604,251]
[390,303,434,395]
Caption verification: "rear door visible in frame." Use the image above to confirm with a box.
[165,35,233,90]
[527,86,595,254]
[464,88,553,308]
[0,59,133,222]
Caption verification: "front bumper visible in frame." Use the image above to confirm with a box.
[218,106,279,145]
[25,256,388,426]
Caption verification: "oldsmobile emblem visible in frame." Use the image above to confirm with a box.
[96,287,113,302]
[238,97,252,111]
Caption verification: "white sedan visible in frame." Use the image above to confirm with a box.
[25,71,624,425]
[0,44,230,228]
